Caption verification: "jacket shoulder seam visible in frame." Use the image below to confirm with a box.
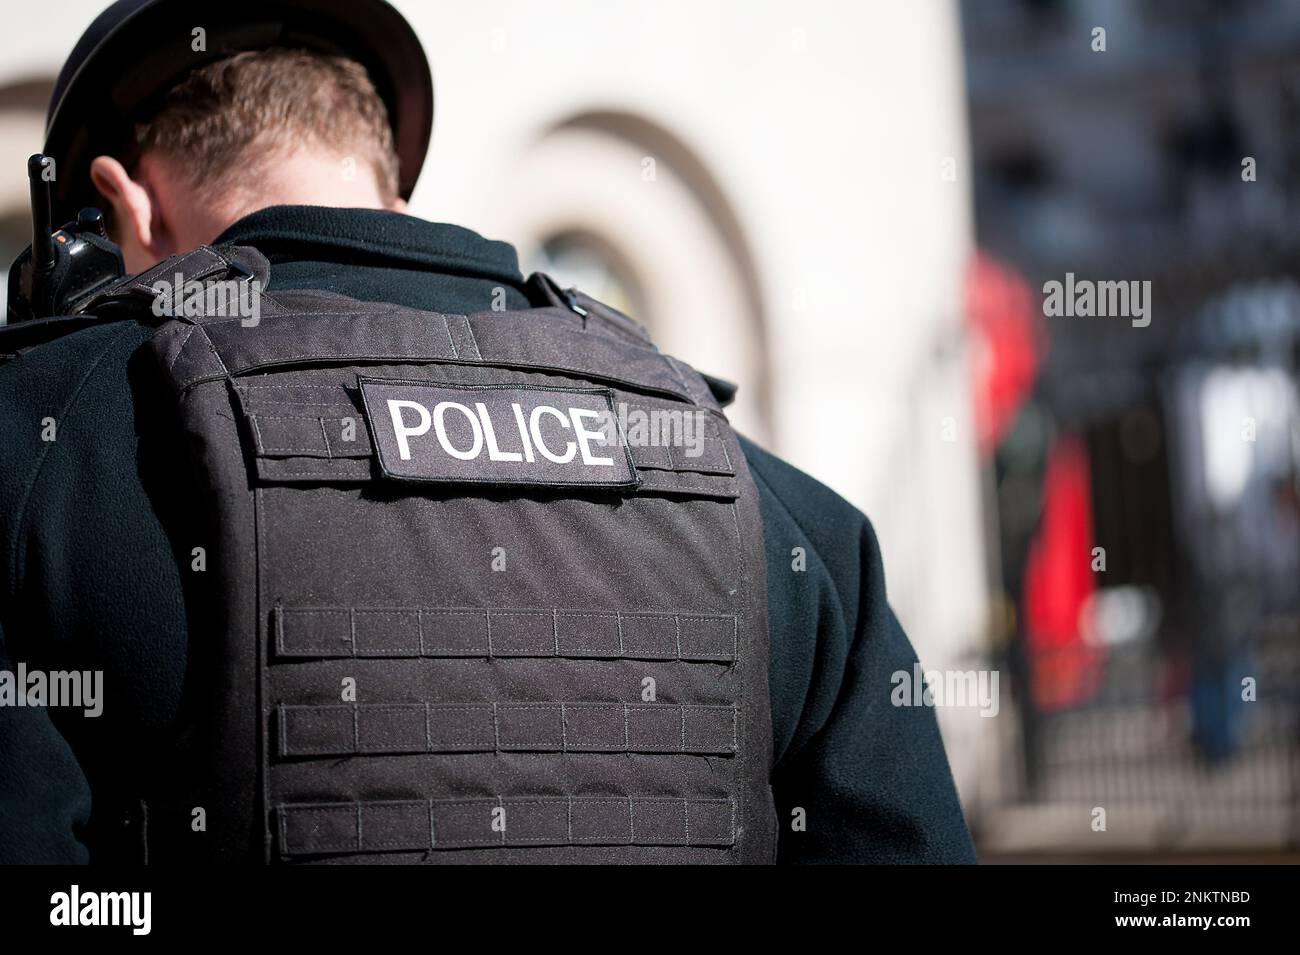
[7,325,139,599]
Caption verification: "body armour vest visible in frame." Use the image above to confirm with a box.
[63,244,778,864]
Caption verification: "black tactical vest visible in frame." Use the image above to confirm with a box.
[36,244,778,864]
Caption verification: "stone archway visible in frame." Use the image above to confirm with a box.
[484,110,775,443]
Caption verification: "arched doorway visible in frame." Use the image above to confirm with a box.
[485,110,774,442]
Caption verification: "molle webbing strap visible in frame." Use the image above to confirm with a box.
[278,796,736,856]
[155,307,719,408]
[78,244,271,315]
[274,605,739,662]
[276,701,739,757]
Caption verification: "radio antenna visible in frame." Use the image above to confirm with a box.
[28,154,55,313]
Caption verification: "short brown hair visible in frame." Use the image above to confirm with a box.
[130,47,400,202]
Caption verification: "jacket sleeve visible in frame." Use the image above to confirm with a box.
[741,436,976,864]
[0,617,91,863]
[0,341,100,864]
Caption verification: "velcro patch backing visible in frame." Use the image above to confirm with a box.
[359,378,638,489]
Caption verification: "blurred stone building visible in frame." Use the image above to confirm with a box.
[963,0,1300,856]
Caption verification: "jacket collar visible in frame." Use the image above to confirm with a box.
[214,205,525,286]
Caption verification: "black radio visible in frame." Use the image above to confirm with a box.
[6,153,124,323]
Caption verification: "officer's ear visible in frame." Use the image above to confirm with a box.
[89,154,172,271]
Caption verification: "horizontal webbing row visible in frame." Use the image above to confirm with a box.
[167,307,704,407]
[277,796,736,855]
[277,702,738,758]
[274,606,739,662]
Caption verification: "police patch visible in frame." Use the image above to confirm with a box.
[358,378,638,489]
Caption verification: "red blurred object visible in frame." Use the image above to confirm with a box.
[965,252,1045,458]
[1022,434,1105,709]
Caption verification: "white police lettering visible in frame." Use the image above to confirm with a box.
[361,379,637,488]
[475,402,522,462]
[530,405,576,463]
[388,399,431,460]
[572,409,615,466]
[433,401,483,460]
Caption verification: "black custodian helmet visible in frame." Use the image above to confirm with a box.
[44,0,434,224]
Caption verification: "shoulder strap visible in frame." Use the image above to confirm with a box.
[0,244,272,359]
[523,271,654,346]
[78,243,271,319]
[523,271,738,407]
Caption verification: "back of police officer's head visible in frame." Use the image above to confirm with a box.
[89,47,407,273]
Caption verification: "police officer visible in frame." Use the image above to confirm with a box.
[0,0,975,864]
